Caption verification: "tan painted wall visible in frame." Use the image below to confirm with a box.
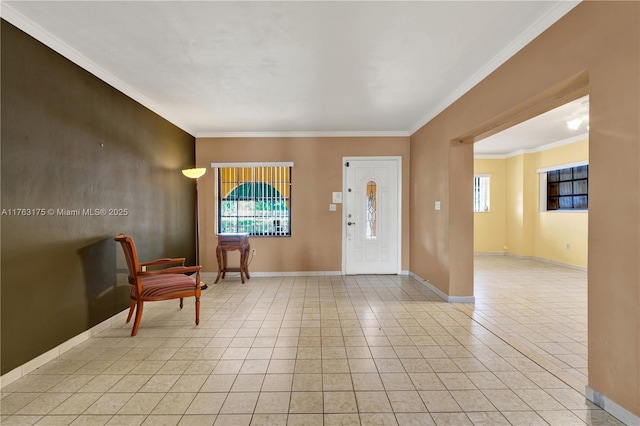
[410,2,639,416]
[473,159,506,253]
[196,137,410,273]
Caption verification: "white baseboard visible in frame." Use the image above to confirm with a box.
[586,386,640,425]
[215,271,409,278]
[409,272,475,303]
[0,309,129,390]
[245,271,343,277]
[475,252,587,272]
[200,272,218,280]
[474,251,506,256]
[530,256,587,272]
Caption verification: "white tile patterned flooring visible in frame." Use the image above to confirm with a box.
[0,256,625,425]
[464,256,589,392]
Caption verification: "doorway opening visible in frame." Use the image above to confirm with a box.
[471,95,590,391]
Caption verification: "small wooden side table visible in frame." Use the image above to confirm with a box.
[214,233,250,284]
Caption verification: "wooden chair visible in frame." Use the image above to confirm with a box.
[115,233,202,336]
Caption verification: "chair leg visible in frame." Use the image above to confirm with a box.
[180,298,184,309]
[126,300,136,323]
[131,301,144,336]
[195,296,200,326]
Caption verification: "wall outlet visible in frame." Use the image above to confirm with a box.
[566,243,571,250]
[141,266,146,272]
[252,249,256,256]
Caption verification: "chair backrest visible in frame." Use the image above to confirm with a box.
[115,233,140,284]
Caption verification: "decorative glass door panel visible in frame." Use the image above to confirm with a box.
[366,181,377,239]
[344,159,400,275]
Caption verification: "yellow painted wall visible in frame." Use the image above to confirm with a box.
[473,158,506,252]
[505,154,532,256]
[532,139,589,267]
[475,139,588,268]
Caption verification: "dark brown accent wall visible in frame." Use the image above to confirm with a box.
[1,20,197,375]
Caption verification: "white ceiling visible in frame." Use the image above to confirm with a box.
[474,95,589,156]
[2,1,579,138]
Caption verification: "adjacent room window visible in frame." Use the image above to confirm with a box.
[473,175,490,212]
[538,161,588,211]
[215,162,292,236]
[546,164,588,210]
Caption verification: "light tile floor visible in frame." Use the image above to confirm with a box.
[1,257,624,425]
[461,256,589,390]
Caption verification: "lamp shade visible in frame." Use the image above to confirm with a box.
[182,168,206,179]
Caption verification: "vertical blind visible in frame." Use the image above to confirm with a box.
[213,162,293,236]
[473,175,490,212]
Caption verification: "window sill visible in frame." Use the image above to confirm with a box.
[539,209,588,213]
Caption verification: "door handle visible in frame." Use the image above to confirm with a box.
[347,221,356,226]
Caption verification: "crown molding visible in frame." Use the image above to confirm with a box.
[526,132,588,154]
[408,0,581,136]
[1,3,195,136]
[196,130,410,139]
[2,1,579,139]
[474,132,588,159]
[474,154,509,160]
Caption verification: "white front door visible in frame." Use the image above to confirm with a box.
[344,157,400,274]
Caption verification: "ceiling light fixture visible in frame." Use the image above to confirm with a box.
[567,118,583,130]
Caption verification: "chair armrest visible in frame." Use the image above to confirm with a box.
[139,265,202,276]
[139,258,186,267]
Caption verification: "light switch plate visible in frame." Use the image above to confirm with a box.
[435,201,441,210]
[332,192,342,203]
[329,204,337,211]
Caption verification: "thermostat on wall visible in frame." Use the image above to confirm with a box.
[332,192,343,203]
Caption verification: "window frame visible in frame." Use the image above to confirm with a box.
[538,161,588,212]
[473,174,491,213]
[212,162,293,237]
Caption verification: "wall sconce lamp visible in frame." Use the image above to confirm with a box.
[182,168,207,289]
[182,168,206,180]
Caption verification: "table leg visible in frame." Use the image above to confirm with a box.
[245,243,251,279]
[214,245,223,284]
[239,248,246,284]
[223,249,230,279]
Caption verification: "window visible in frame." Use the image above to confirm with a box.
[215,163,292,236]
[473,175,490,212]
[538,161,588,211]
[546,164,588,210]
